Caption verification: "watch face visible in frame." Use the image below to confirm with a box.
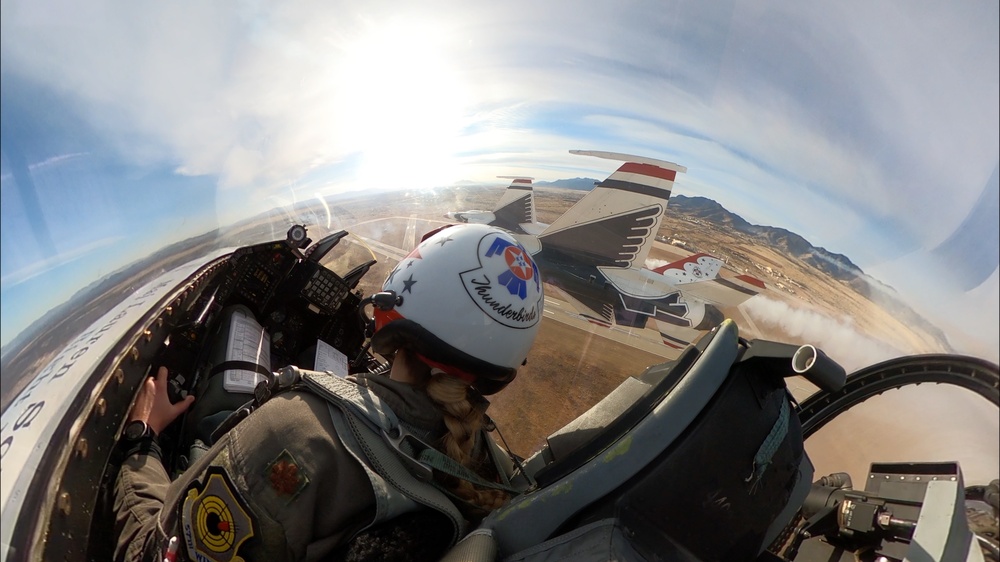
[124,420,149,441]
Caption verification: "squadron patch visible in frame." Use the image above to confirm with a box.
[181,467,256,562]
[459,233,542,329]
[267,449,309,500]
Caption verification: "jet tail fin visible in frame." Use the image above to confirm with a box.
[538,150,686,269]
[490,176,535,233]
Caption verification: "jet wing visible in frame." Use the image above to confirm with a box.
[673,274,765,307]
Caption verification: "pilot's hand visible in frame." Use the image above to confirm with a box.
[128,366,195,435]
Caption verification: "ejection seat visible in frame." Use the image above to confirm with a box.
[444,319,830,562]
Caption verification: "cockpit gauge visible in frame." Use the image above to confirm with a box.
[286,224,310,249]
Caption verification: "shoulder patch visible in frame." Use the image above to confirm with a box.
[181,466,257,562]
[267,449,309,501]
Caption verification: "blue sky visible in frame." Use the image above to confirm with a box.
[1,0,997,360]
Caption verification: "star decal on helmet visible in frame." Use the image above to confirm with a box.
[402,274,417,294]
[435,235,454,247]
[504,247,534,282]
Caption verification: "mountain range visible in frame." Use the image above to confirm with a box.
[536,177,597,191]
[668,194,953,351]
[668,195,865,283]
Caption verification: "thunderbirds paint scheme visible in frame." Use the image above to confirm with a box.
[451,151,767,348]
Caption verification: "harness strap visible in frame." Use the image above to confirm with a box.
[301,369,520,494]
[325,399,467,545]
[301,369,400,430]
[414,442,518,493]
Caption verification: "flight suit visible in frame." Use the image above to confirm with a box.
[114,374,449,562]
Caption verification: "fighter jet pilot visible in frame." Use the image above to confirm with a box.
[113,224,544,562]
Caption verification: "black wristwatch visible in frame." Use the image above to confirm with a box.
[123,420,156,442]
[119,420,161,460]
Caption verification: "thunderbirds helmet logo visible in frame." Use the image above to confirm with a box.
[460,234,542,329]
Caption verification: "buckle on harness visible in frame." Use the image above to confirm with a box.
[381,426,436,482]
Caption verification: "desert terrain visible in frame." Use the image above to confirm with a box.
[288,185,973,467]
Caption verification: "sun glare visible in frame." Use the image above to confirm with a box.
[334,20,467,190]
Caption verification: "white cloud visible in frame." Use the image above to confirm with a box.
[2,3,481,193]
[0,235,123,287]
[3,1,994,234]
[2,0,995,360]
[27,152,88,171]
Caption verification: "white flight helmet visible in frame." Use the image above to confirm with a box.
[371,224,544,394]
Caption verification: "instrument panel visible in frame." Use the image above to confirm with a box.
[197,227,372,373]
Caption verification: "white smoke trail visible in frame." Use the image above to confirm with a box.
[741,295,905,373]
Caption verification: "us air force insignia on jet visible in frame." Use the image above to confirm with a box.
[460,233,542,329]
[267,449,309,502]
[181,467,256,562]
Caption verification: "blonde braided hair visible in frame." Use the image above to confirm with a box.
[391,348,509,513]
[424,370,509,513]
